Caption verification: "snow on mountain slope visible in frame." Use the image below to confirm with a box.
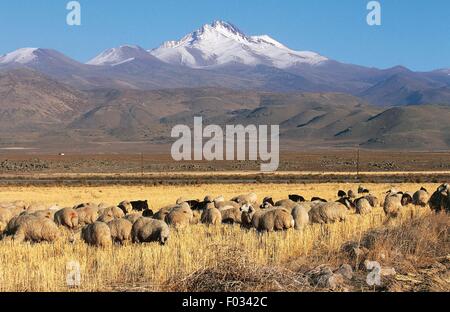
[0,48,40,64]
[150,21,328,69]
[87,45,151,66]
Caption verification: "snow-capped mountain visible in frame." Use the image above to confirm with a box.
[87,45,151,66]
[0,48,40,64]
[150,20,328,69]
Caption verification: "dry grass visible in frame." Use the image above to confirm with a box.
[0,183,447,292]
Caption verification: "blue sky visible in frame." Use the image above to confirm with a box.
[0,0,448,71]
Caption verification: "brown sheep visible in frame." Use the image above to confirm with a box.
[124,212,143,224]
[11,216,61,243]
[54,208,79,229]
[218,206,242,224]
[355,197,372,215]
[249,207,294,232]
[153,205,173,221]
[97,206,125,223]
[76,206,99,226]
[274,199,298,211]
[131,217,169,245]
[81,222,112,248]
[231,193,257,205]
[413,187,430,207]
[364,194,380,208]
[0,208,13,235]
[165,203,193,229]
[200,207,222,225]
[291,204,310,230]
[107,218,132,245]
[383,191,404,218]
[309,202,348,224]
[118,200,133,215]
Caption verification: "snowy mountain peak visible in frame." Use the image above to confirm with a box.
[151,20,328,68]
[87,45,149,66]
[0,48,40,65]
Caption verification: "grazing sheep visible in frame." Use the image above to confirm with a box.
[355,197,372,215]
[288,194,306,203]
[81,222,112,248]
[244,207,294,232]
[76,206,99,226]
[74,202,97,209]
[130,200,149,212]
[311,197,328,203]
[231,193,257,205]
[364,194,380,208]
[164,203,193,229]
[358,186,370,194]
[107,218,133,244]
[200,207,222,225]
[429,184,450,213]
[336,197,355,210]
[131,217,169,245]
[153,205,173,221]
[118,200,133,215]
[11,216,61,243]
[218,205,242,224]
[142,209,154,217]
[413,187,430,207]
[309,202,348,224]
[337,190,347,198]
[291,204,310,230]
[0,208,13,235]
[383,191,404,218]
[54,208,79,229]
[261,197,275,207]
[97,206,125,223]
[347,190,357,199]
[274,199,298,211]
[401,193,413,206]
[29,210,55,220]
[123,212,143,224]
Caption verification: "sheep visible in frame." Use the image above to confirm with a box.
[26,204,48,213]
[337,190,347,198]
[54,208,79,229]
[81,222,112,248]
[288,194,306,203]
[118,200,133,215]
[358,186,370,194]
[401,192,413,206]
[311,197,328,203]
[123,212,143,224]
[261,197,275,207]
[29,209,55,220]
[107,218,132,245]
[200,207,222,225]
[429,184,450,213]
[153,205,173,221]
[274,199,298,211]
[142,209,154,217]
[97,206,125,223]
[0,208,13,236]
[74,202,97,209]
[131,217,169,245]
[364,194,380,208]
[218,205,242,224]
[308,202,348,224]
[231,192,257,205]
[76,206,99,226]
[164,203,193,229]
[336,197,355,210]
[11,216,61,243]
[214,200,241,210]
[291,204,310,230]
[355,197,372,215]
[413,187,430,207]
[383,191,404,218]
[242,206,294,232]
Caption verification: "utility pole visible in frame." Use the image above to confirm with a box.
[140,152,144,178]
[356,148,360,180]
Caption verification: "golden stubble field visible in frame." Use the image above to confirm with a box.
[0,183,445,292]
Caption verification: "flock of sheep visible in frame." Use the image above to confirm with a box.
[0,184,449,248]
